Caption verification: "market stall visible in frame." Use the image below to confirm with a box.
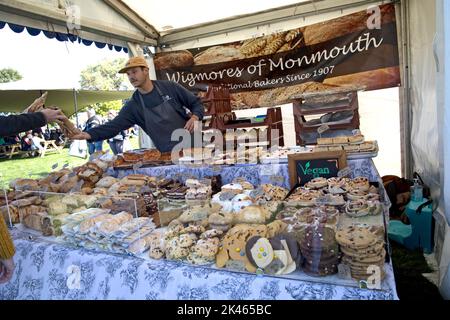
[0,145,397,300]
[2,0,449,300]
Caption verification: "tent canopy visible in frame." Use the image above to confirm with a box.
[0,89,133,116]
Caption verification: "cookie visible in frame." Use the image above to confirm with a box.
[246,236,274,269]
[191,238,220,258]
[149,247,165,259]
[335,225,378,249]
[216,245,229,268]
[272,250,289,275]
[270,234,301,263]
[178,234,196,248]
[264,256,288,275]
[227,238,249,261]
[342,249,386,264]
[301,225,338,252]
[340,241,385,256]
[181,225,206,235]
[201,229,224,239]
[166,245,190,260]
[187,253,214,265]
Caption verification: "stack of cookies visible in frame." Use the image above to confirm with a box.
[300,224,340,276]
[335,225,386,281]
[165,185,189,202]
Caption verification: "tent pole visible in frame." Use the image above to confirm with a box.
[73,89,79,128]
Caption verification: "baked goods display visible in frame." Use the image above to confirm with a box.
[60,208,156,255]
[300,224,340,277]
[0,144,389,289]
[335,225,386,280]
[315,135,378,157]
[113,149,173,168]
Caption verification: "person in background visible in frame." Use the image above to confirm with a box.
[30,132,45,156]
[0,107,65,283]
[20,130,33,152]
[84,108,104,155]
[106,110,127,155]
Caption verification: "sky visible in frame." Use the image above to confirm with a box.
[125,0,306,31]
[0,1,305,88]
[0,26,128,89]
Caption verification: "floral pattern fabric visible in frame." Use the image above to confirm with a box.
[0,236,398,300]
[0,158,398,300]
[109,158,380,189]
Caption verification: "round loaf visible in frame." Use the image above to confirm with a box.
[154,50,194,70]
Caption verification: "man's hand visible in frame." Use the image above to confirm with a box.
[40,108,66,123]
[71,132,92,140]
[0,258,15,284]
[184,115,200,133]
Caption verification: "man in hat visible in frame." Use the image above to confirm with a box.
[71,56,204,153]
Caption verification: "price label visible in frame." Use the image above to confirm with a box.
[337,166,352,178]
[317,124,330,135]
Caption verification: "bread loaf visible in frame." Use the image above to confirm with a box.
[154,50,194,70]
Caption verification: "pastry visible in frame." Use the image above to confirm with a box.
[350,177,370,192]
[208,212,233,232]
[332,136,349,144]
[316,137,333,145]
[231,194,253,213]
[96,176,118,188]
[347,189,368,201]
[122,151,143,162]
[345,199,370,218]
[233,205,267,224]
[348,134,365,144]
[221,183,243,194]
[200,229,224,239]
[143,149,162,161]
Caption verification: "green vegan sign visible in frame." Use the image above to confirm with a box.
[298,161,331,177]
[296,159,339,183]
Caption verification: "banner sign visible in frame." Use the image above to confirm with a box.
[155,4,400,109]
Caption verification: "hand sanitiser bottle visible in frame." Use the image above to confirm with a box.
[411,178,423,202]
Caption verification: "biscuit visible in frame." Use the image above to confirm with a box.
[335,225,378,249]
[216,245,229,268]
[201,229,224,239]
[246,236,274,269]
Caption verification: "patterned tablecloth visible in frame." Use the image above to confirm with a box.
[0,234,398,300]
[109,158,381,189]
[0,158,398,300]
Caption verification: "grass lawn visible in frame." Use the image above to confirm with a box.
[391,241,443,300]
[0,136,139,189]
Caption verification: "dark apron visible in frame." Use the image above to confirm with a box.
[138,82,190,152]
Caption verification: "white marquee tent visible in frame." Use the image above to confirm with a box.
[0,0,449,297]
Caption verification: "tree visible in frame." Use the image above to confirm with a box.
[0,68,23,83]
[79,58,131,116]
